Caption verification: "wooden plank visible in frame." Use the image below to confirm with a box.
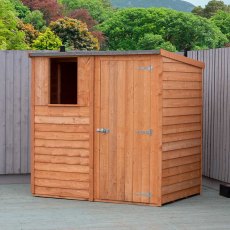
[35,178,89,190]
[99,60,110,200]
[163,90,202,99]
[162,72,202,82]
[20,51,30,174]
[162,178,200,195]
[116,61,126,201]
[35,162,89,173]
[34,57,49,105]
[35,186,89,199]
[163,115,201,125]
[162,154,201,169]
[35,116,89,125]
[163,131,201,143]
[107,60,118,200]
[35,139,89,149]
[31,57,35,193]
[163,162,201,177]
[150,55,163,205]
[163,63,202,73]
[35,155,89,165]
[5,51,14,174]
[133,59,151,204]
[93,57,101,200]
[162,138,201,152]
[0,51,6,174]
[35,124,89,133]
[163,98,202,108]
[162,186,200,204]
[35,170,89,182]
[163,81,201,90]
[35,106,89,117]
[35,132,89,141]
[163,107,201,117]
[162,170,201,186]
[163,147,201,160]
[89,56,95,201]
[160,49,205,68]
[13,51,22,173]
[124,61,134,202]
[78,57,94,106]
[163,123,201,134]
[35,147,89,157]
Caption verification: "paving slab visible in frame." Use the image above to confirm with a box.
[0,183,229,230]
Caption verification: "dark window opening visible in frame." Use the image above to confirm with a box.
[50,58,78,104]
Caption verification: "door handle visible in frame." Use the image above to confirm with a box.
[96,128,110,134]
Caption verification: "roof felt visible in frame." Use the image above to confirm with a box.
[29,50,161,57]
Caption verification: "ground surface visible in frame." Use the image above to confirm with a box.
[0,177,229,230]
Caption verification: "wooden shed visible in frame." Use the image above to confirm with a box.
[30,50,204,206]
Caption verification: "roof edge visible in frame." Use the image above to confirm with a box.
[29,50,161,57]
[160,49,205,68]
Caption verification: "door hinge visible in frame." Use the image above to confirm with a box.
[136,129,153,136]
[138,65,153,71]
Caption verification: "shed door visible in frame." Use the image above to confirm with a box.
[95,58,152,204]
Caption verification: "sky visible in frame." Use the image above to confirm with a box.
[186,0,230,7]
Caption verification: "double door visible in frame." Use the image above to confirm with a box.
[94,57,153,204]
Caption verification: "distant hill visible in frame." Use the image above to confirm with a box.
[111,0,195,12]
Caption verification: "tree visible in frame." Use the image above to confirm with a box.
[9,0,30,19]
[23,10,46,31]
[50,17,99,50]
[68,8,97,29]
[100,8,228,51]
[192,0,230,18]
[211,11,230,41]
[68,9,105,45]
[0,0,27,50]
[137,34,176,52]
[22,0,62,23]
[18,21,39,46]
[32,28,62,50]
[61,0,113,22]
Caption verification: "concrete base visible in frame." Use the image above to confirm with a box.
[0,174,30,184]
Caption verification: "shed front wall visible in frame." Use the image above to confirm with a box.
[161,57,203,204]
[31,57,94,200]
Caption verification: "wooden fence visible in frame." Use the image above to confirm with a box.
[0,51,31,174]
[0,49,229,183]
[188,48,230,183]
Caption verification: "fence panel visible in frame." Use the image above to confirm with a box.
[0,51,30,174]
[188,48,230,183]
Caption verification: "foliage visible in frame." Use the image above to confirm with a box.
[23,10,46,31]
[111,0,195,12]
[9,0,30,19]
[22,0,62,23]
[192,0,230,18]
[0,0,27,50]
[32,28,62,50]
[68,8,97,29]
[50,17,99,50]
[18,21,39,46]
[211,11,230,41]
[137,34,176,52]
[100,8,228,51]
[68,9,105,45]
[61,0,114,22]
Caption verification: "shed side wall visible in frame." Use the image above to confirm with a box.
[161,57,202,204]
[32,57,93,200]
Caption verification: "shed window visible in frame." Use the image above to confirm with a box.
[50,58,78,104]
